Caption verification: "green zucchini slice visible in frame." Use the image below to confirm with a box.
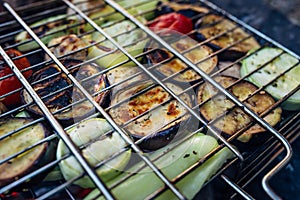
[57,118,131,188]
[241,47,300,110]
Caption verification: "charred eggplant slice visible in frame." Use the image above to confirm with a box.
[21,60,109,125]
[197,76,282,143]
[147,36,218,83]
[46,34,88,61]
[0,118,50,187]
[109,81,192,150]
[195,14,260,60]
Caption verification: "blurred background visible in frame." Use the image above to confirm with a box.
[209,0,300,55]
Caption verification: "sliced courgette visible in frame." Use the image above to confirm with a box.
[241,47,300,110]
[197,76,282,143]
[196,14,260,60]
[15,15,78,52]
[109,81,192,150]
[147,36,218,83]
[0,118,49,186]
[57,118,131,188]
[87,20,148,68]
[84,132,234,200]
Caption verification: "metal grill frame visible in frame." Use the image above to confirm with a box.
[0,0,299,199]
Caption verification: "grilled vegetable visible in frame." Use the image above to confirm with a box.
[84,132,234,200]
[109,81,192,150]
[155,1,209,22]
[0,102,7,114]
[46,34,88,61]
[217,61,241,79]
[0,118,51,187]
[0,49,32,107]
[57,118,131,188]
[148,13,193,35]
[146,36,217,83]
[83,0,159,33]
[197,76,282,143]
[107,65,149,97]
[87,20,148,68]
[21,60,109,125]
[241,47,300,111]
[195,14,260,60]
[15,15,78,52]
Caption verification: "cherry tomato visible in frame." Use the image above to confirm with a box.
[0,49,32,107]
[148,13,193,35]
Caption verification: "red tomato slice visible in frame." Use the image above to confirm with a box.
[0,49,32,107]
[148,13,193,35]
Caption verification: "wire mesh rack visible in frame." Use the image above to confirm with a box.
[0,0,299,199]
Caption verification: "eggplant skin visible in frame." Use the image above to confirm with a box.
[195,14,260,60]
[109,81,192,150]
[21,60,110,126]
[197,76,282,144]
[146,36,218,83]
[0,118,54,187]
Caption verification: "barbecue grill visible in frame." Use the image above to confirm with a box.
[0,0,299,199]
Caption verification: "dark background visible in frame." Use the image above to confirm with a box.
[209,0,300,55]
[208,1,300,199]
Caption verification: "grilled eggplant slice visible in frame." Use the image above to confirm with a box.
[46,34,88,61]
[0,102,7,114]
[0,118,51,187]
[57,118,131,188]
[197,76,282,143]
[21,60,109,125]
[109,81,192,150]
[241,47,300,111]
[196,14,260,60]
[15,15,78,52]
[147,36,217,83]
[107,65,149,97]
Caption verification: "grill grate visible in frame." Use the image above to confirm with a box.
[0,0,299,199]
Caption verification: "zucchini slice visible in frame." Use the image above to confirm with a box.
[197,76,282,143]
[147,36,218,83]
[57,118,131,188]
[196,14,260,60]
[109,81,192,150]
[86,20,148,69]
[241,47,300,110]
[15,15,78,52]
[0,118,49,186]
[84,133,234,200]
[21,60,110,125]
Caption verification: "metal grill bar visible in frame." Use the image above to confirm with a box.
[0,0,299,199]
[63,1,187,199]
[106,1,293,199]
[1,4,115,199]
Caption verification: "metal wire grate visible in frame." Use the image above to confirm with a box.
[0,0,299,199]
